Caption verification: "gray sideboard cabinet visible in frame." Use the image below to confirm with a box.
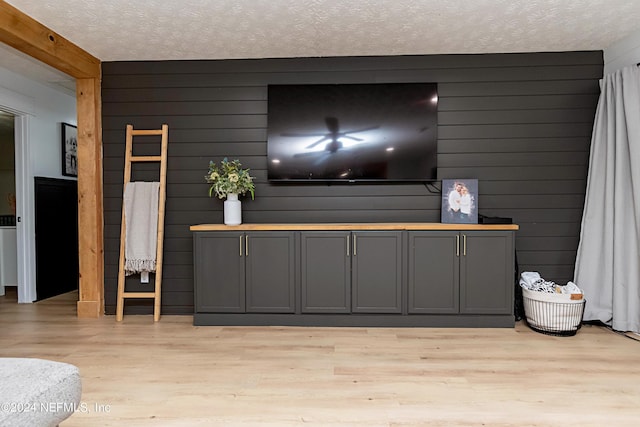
[300,231,351,313]
[459,231,514,315]
[408,231,460,314]
[350,231,403,314]
[193,231,296,314]
[408,230,514,315]
[190,223,518,327]
[300,231,404,314]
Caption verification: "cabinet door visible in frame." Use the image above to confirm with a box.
[351,231,403,313]
[245,232,296,313]
[193,232,245,313]
[459,231,514,314]
[408,231,459,314]
[300,232,351,313]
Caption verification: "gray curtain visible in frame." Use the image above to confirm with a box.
[574,65,640,333]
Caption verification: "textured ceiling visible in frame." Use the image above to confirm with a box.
[7,0,640,61]
[2,0,640,91]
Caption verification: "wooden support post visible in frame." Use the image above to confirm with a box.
[76,78,104,318]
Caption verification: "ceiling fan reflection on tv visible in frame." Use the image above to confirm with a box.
[283,117,379,164]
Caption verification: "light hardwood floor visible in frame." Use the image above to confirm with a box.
[1,288,639,426]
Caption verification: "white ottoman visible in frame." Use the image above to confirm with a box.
[0,358,82,427]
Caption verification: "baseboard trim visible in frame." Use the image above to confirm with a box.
[193,313,515,328]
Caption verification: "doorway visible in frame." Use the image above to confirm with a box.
[34,177,78,300]
[0,90,37,304]
[0,110,16,298]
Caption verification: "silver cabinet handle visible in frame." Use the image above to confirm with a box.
[456,235,460,257]
[246,235,249,256]
[239,235,243,257]
[463,234,467,257]
[353,234,357,256]
[346,235,350,256]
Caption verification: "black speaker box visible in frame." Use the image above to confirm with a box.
[478,215,512,224]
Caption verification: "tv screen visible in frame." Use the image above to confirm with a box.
[267,83,438,182]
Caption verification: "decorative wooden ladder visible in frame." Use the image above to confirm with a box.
[116,124,168,321]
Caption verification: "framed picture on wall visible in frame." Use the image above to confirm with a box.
[61,123,78,177]
[441,179,478,224]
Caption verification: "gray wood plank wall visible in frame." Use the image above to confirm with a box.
[102,51,602,315]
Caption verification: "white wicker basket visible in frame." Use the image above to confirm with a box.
[521,288,585,336]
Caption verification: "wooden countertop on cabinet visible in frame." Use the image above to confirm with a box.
[189,223,519,232]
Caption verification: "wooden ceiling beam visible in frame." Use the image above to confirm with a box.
[0,1,100,79]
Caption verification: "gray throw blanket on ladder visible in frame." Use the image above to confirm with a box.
[123,181,160,276]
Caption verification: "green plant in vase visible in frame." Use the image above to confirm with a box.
[205,158,255,200]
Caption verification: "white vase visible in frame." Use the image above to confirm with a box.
[223,193,242,225]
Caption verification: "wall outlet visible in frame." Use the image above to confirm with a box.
[140,271,149,283]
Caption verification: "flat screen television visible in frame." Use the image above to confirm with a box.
[267,83,438,182]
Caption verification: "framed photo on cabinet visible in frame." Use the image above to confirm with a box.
[441,179,478,224]
[61,123,78,177]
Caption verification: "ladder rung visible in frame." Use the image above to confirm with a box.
[130,155,162,162]
[122,292,156,299]
[131,129,164,136]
